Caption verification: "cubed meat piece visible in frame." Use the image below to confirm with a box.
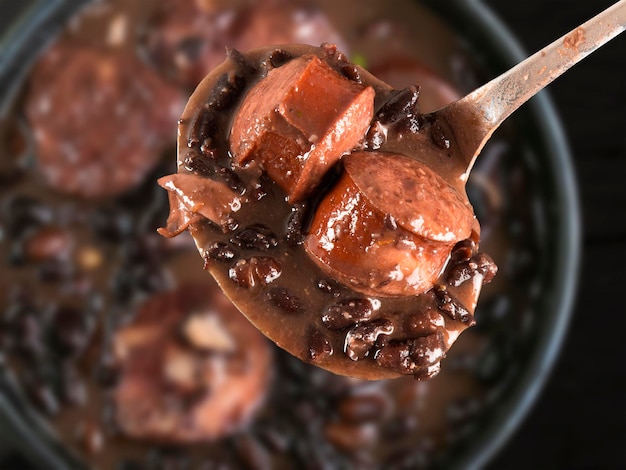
[305,151,473,296]
[112,284,272,443]
[230,54,375,202]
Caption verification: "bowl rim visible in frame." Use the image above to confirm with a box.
[0,1,580,469]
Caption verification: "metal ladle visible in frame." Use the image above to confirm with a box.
[432,0,626,186]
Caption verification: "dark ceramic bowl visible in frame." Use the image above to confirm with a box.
[0,0,579,469]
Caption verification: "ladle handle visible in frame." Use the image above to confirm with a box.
[442,0,626,172]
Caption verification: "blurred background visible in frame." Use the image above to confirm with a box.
[0,0,624,469]
[484,1,626,469]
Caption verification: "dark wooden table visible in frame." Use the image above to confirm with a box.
[483,1,626,469]
[1,1,624,469]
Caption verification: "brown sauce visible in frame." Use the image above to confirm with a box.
[166,43,496,380]
[0,0,541,468]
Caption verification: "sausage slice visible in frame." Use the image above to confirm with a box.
[305,151,474,296]
[113,284,272,443]
[25,43,183,198]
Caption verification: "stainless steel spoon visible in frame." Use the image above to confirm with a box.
[436,0,626,183]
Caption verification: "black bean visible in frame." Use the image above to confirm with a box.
[25,377,60,415]
[473,252,498,284]
[60,365,87,406]
[146,447,190,470]
[315,279,343,297]
[233,435,272,470]
[0,169,23,192]
[321,43,338,56]
[334,52,349,63]
[200,138,217,159]
[383,446,430,470]
[308,328,333,362]
[383,213,398,231]
[204,242,237,265]
[184,151,245,194]
[90,207,134,243]
[382,414,419,441]
[374,332,390,350]
[231,224,278,251]
[214,165,245,194]
[284,203,306,246]
[123,234,165,265]
[376,85,420,125]
[447,251,497,287]
[435,286,474,324]
[404,308,444,337]
[226,47,257,75]
[249,180,269,201]
[75,420,104,454]
[267,287,301,313]
[189,107,217,148]
[397,114,423,135]
[344,319,393,361]
[101,399,121,437]
[137,265,171,294]
[450,238,476,263]
[293,399,317,424]
[324,421,375,452]
[195,459,235,470]
[291,440,335,470]
[364,121,386,150]
[228,257,282,289]
[220,216,239,233]
[413,361,441,380]
[113,271,133,303]
[5,303,44,357]
[183,149,216,176]
[48,305,93,358]
[258,428,291,453]
[321,298,375,330]
[95,353,120,388]
[337,394,388,423]
[7,240,25,266]
[446,260,478,287]
[3,195,52,236]
[446,397,482,425]
[37,258,75,283]
[430,121,451,149]
[117,460,143,470]
[209,72,245,111]
[267,48,292,69]
[375,331,446,376]
[0,324,7,351]
[114,262,170,303]
[177,36,204,62]
[341,64,362,83]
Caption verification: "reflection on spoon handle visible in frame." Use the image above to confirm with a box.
[442,0,626,171]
